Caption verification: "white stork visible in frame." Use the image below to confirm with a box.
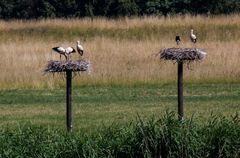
[76,41,84,56]
[52,46,67,60]
[175,35,181,45]
[190,29,197,43]
[65,47,76,60]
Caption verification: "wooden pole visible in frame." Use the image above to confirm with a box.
[66,70,72,132]
[178,61,183,120]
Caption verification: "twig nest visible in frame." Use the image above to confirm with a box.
[160,48,207,63]
[45,60,91,72]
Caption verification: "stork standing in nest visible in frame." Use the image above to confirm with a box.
[65,47,76,60]
[190,29,197,44]
[77,41,84,57]
[52,46,76,60]
[52,46,67,60]
[175,35,181,45]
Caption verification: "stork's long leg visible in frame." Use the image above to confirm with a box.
[79,54,82,60]
[64,54,67,60]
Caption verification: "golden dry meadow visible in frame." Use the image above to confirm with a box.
[0,15,239,89]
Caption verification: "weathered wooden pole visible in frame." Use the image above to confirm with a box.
[159,48,207,121]
[177,61,183,120]
[45,60,90,132]
[66,70,72,132]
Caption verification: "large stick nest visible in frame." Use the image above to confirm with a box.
[160,48,207,63]
[45,60,91,72]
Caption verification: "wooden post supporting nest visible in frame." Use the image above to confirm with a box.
[178,62,183,120]
[160,48,207,120]
[66,70,72,132]
[45,60,91,132]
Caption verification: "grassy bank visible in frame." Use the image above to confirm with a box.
[0,16,239,88]
[1,83,239,129]
[1,112,239,158]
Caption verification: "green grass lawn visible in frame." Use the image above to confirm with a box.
[0,83,239,130]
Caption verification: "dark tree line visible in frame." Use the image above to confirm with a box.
[0,0,239,19]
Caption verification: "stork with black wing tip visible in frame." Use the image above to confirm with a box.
[77,41,84,57]
[52,46,67,60]
[65,47,76,60]
[175,35,181,45]
[190,29,197,44]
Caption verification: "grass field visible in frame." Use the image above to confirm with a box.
[0,15,240,88]
[1,83,239,130]
[0,15,239,127]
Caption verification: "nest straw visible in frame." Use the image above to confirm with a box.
[45,60,91,72]
[160,48,207,62]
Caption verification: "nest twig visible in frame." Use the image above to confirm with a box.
[45,60,91,73]
[160,48,207,63]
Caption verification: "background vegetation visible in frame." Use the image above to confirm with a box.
[0,0,240,19]
[0,16,239,89]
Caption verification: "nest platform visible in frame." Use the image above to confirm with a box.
[160,48,207,62]
[45,60,91,72]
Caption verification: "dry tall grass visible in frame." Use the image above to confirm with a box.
[0,15,239,89]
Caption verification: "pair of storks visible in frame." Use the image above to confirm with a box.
[175,29,197,45]
[52,41,83,60]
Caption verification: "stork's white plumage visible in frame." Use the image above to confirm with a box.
[190,29,197,43]
[52,46,67,60]
[65,47,76,60]
[77,41,84,56]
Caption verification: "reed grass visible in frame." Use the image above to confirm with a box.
[0,15,239,88]
[1,112,239,158]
